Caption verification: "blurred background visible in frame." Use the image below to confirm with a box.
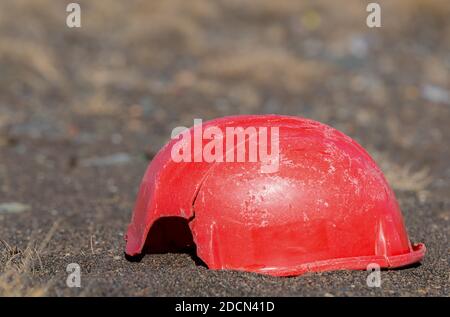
[0,0,449,296]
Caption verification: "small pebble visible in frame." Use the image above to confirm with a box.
[0,202,31,214]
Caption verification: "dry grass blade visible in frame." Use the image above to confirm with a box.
[0,222,59,297]
[371,150,433,196]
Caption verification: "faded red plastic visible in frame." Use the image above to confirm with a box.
[125,115,425,276]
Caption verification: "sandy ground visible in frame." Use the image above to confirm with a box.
[0,0,449,296]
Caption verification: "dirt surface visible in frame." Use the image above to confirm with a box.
[0,0,449,296]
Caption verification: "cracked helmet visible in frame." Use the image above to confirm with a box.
[125,115,425,276]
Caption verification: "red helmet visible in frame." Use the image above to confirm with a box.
[125,115,425,276]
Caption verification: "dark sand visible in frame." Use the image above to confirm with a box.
[0,0,448,296]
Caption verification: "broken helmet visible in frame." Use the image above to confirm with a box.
[125,115,425,276]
